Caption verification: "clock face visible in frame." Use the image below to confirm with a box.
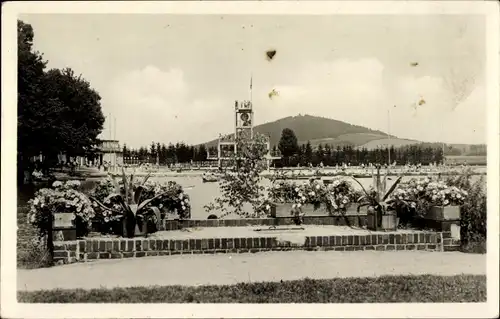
[239,113,251,126]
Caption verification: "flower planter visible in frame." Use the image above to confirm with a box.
[366,207,379,231]
[422,205,461,240]
[272,203,329,218]
[426,205,460,221]
[122,217,147,237]
[346,205,367,215]
[52,212,76,241]
[381,212,398,231]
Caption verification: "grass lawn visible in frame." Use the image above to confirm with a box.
[18,274,486,303]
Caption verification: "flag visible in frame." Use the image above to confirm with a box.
[250,75,253,90]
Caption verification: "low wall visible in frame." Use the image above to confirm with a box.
[163,215,368,230]
[53,231,461,265]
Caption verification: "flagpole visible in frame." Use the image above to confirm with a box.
[109,113,112,140]
[250,73,253,103]
[387,108,391,167]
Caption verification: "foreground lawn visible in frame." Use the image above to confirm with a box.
[18,274,486,303]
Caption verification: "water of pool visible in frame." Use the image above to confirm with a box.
[18,174,485,220]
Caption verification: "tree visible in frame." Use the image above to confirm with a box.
[150,142,156,161]
[277,128,300,158]
[313,144,324,166]
[123,144,130,157]
[304,141,313,165]
[196,144,208,162]
[18,20,49,179]
[17,20,105,177]
[160,144,168,164]
[43,68,105,158]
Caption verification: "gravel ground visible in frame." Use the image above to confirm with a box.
[17,250,485,292]
[146,225,428,240]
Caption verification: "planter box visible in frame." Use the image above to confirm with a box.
[427,205,460,221]
[51,229,76,241]
[272,203,362,218]
[423,205,461,240]
[122,218,147,237]
[272,203,329,218]
[366,208,379,231]
[52,212,76,241]
[381,213,398,231]
[346,205,367,215]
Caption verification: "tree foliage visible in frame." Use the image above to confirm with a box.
[204,134,270,218]
[17,20,105,170]
[278,128,300,158]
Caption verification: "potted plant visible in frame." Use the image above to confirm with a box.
[424,182,466,221]
[392,177,467,225]
[90,169,167,238]
[267,178,356,217]
[353,166,403,231]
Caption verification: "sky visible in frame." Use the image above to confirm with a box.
[21,14,487,148]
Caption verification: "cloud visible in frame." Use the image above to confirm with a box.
[100,60,485,148]
[102,65,238,147]
[252,58,485,144]
[254,58,387,126]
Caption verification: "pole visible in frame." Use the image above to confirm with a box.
[442,142,445,166]
[109,113,112,140]
[250,73,253,103]
[387,108,391,166]
[114,117,117,140]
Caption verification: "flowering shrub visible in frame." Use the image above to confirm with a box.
[27,180,96,237]
[204,134,269,218]
[32,170,44,181]
[389,177,468,221]
[394,177,467,205]
[268,178,357,215]
[458,176,486,253]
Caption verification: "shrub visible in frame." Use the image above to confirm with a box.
[27,180,96,238]
[388,176,468,227]
[17,236,52,269]
[268,178,358,215]
[458,176,486,253]
[204,134,269,218]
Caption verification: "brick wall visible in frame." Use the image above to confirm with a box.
[52,231,460,265]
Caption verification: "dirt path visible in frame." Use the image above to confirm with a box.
[17,250,485,292]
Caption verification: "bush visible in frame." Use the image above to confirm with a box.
[268,178,358,215]
[27,180,95,238]
[457,177,486,253]
[443,170,486,253]
[18,275,486,303]
[17,235,52,269]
